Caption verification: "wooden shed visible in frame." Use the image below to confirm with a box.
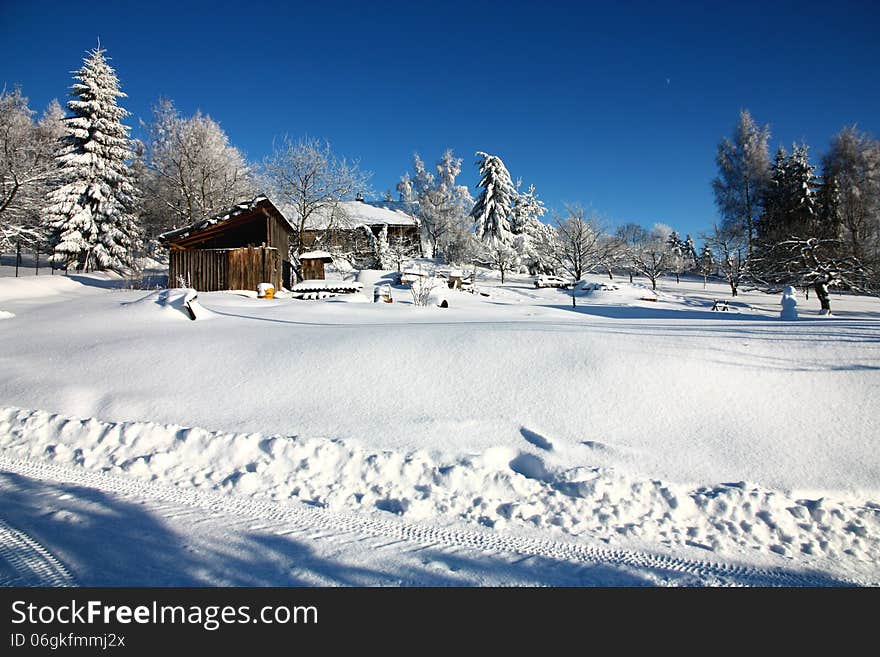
[299,251,334,281]
[159,196,294,292]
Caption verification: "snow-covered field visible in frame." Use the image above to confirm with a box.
[1,265,878,586]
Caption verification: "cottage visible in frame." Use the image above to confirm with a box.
[159,196,294,291]
[297,197,421,261]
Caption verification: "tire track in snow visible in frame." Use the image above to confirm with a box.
[0,517,76,587]
[0,454,859,587]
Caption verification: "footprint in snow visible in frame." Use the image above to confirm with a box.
[581,440,609,451]
[520,427,553,451]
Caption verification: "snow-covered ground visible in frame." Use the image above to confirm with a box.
[1,266,878,586]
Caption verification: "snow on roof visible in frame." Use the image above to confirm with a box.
[299,251,333,261]
[158,195,294,243]
[282,200,419,231]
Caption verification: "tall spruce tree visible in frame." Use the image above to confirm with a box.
[470,151,515,246]
[44,46,140,271]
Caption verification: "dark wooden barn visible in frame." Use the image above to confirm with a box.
[159,197,294,292]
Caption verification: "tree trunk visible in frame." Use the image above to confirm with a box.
[608,269,613,280]
[675,272,680,284]
[629,272,633,283]
[651,277,657,290]
[814,282,831,314]
[15,241,21,277]
[730,280,737,296]
[572,289,576,308]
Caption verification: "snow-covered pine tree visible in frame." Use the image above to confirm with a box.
[511,181,546,235]
[470,151,515,247]
[510,182,551,273]
[785,144,819,234]
[758,146,789,242]
[44,46,141,272]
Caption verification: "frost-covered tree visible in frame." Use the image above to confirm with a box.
[398,150,472,259]
[821,127,880,270]
[705,223,749,296]
[712,109,771,255]
[43,47,141,272]
[141,98,254,236]
[373,223,392,270]
[37,99,66,146]
[630,225,672,291]
[511,180,546,234]
[0,88,61,251]
[481,241,519,284]
[698,242,714,288]
[262,136,371,258]
[548,205,605,306]
[440,224,483,267]
[613,222,650,283]
[664,229,687,283]
[470,151,515,247]
[387,231,415,272]
[761,236,871,314]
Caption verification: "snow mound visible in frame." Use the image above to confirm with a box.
[0,276,85,302]
[581,281,620,293]
[123,288,212,321]
[1,406,877,577]
[0,310,13,320]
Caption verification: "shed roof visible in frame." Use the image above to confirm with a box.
[158,196,295,244]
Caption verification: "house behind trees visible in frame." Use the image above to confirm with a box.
[295,196,421,267]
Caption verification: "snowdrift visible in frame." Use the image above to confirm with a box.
[122,288,212,321]
[1,407,876,580]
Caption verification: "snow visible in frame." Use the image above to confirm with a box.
[781,286,799,320]
[299,250,333,260]
[291,279,363,292]
[0,270,878,584]
[293,200,418,230]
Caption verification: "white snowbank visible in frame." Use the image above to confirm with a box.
[0,275,86,302]
[0,407,876,577]
[0,310,13,320]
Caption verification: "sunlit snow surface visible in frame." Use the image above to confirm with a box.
[1,265,878,585]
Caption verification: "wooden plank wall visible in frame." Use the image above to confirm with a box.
[267,214,290,260]
[169,249,228,290]
[227,246,282,291]
[169,247,281,291]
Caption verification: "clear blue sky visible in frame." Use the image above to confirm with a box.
[2,0,878,238]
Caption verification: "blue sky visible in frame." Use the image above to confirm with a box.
[2,0,878,238]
